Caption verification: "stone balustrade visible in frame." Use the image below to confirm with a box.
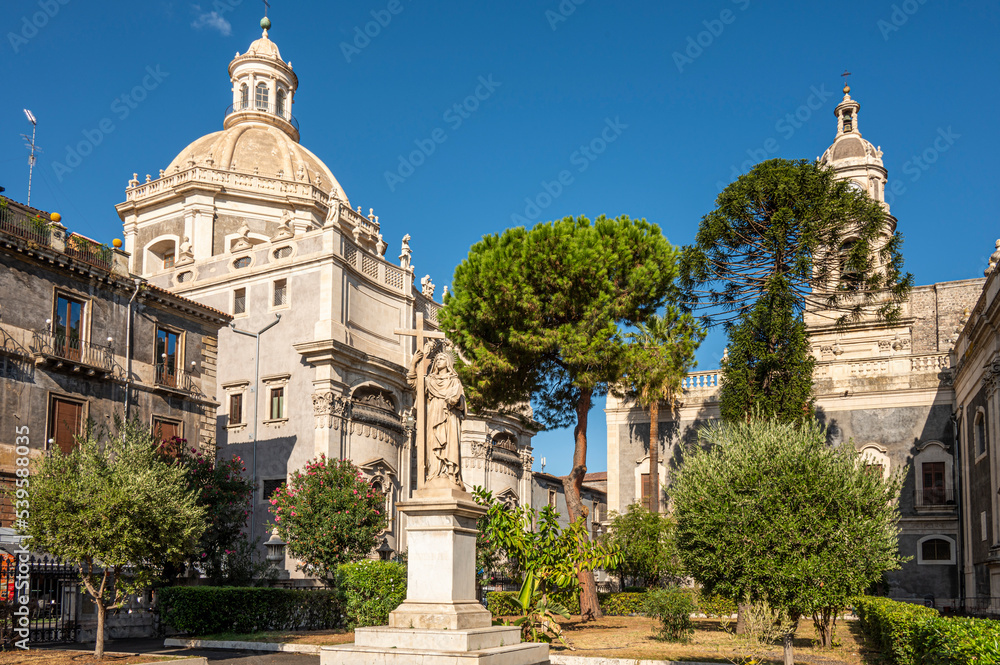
[682,370,720,391]
[342,238,408,293]
[125,165,335,208]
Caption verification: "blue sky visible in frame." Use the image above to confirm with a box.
[2,0,997,476]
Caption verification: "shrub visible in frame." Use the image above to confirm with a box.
[913,615,1000,665]
[485,591,648,618]
[853,596,939,665]
[697,592,737,618]
[337,560,406,629]
[158,587,342,635]
[643,586,696,642]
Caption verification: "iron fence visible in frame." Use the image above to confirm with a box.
[0,554,79,647]
[0,206,50,246]
[31,330,114,372]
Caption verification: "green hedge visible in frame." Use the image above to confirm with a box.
[337,560,407,629]
[853,596,1000,665]
[158,587,342,635]
[485,591,647,617]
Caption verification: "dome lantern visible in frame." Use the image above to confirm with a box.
[224,17,300,142]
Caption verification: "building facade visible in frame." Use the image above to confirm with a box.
[0,195,229,527]
[606,85,984,607]
[115,19,539,568]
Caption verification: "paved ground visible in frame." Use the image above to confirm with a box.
[33,638,321,665]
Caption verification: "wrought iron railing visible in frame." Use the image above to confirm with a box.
[31,330,113,372]
[916,487,954,506]
[65,234,112,270]
[155,364,195,392]
[224,102,299,132]
[0,205,50,246]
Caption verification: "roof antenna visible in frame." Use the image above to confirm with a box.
[22,109,40,207]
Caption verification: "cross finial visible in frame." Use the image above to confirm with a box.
[841,70,852,95]
[263,0,270,16]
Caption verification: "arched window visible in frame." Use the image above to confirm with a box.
[240,83,249,110]
[255,82,269,111]
[276,89,286,117]
[975,409,988,457]
[917,535,956,565]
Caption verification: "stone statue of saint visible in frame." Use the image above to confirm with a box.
[408,343,465,485]
[399,234,412,270]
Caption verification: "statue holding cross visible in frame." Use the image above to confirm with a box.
[395,313,466,491]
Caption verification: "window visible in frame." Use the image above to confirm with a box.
[53,293,86,361]
[865,463,885,477]
[0,474,15,528]
[976,410,988,457]
[273,279,288,307]
[163,251,175,269]
[641,473,652,511]
[262,478,285,500]
[273,246,293,260]
[547,489,556,509]
[921,462,947,505]
[917,536,955,564]
[234,288,247,315]
[229,393,244,426]
[255,82,269,111]
[233,256,251,269]
[156,328,181,387]
[240,83,249,109]
[152,417,181,443]
[269,386,285,420]
[276,89,286,117]
[843,112,853,132]
[48,395,84,454]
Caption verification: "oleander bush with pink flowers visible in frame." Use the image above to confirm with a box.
[269,455,387,583]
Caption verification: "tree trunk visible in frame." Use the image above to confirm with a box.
[648,400,659,514]
[95,601,106,660]
[735,603,747,634]
[783,631,794,665]
[815,610,835,648]
[562,387,602,621]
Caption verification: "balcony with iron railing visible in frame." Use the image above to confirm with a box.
[224,101,299,139]
[31,330,114,376]
[915,486,955,509]
[154,363,197,394]
[0,204,51,246]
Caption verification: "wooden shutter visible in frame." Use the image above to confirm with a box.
[50,398,83,454]
[154,419,179,442]
[641,473,652,511]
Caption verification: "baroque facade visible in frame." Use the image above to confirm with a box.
[115,20,539,570]
[607,85,984,607]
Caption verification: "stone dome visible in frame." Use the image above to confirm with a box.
[245,31,282,60]
[165,122,348,204]
[821,134,883,166]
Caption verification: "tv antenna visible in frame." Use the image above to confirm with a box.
[21,109,41,207]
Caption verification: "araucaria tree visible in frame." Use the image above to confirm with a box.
[270,455,386,582]
[670,417,904,663]
[614,309,703,510]
[681,158,912,421]
[24,420,206,659]
[442,215,685,619]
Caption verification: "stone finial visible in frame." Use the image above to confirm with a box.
[986,240,1000,277]
[421,275,436,298]
[376,232,387,257]
[129,173,139,187]
[352,224,362,244]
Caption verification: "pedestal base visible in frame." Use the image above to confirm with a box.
[321,626,548,665]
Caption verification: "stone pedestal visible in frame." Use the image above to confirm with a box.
[321,488,548,665]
